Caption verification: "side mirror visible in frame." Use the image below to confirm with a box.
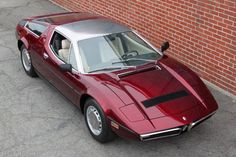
[160,41,170,53]
[59,63,72,72]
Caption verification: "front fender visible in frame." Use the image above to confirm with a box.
[18,37,29,50]
[86,82,125,112]
[79,75,147,137]
[79,75,126,119]
[160,56,218,112]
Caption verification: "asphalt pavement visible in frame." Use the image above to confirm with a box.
[0,0,235,157]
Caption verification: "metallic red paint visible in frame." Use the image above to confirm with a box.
[16,12,218,141]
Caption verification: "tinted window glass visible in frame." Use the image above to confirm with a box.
[50,32,66,55]
[18,20,27,27]
[69,45,78,70]
[26,22,47,36]
[78,31,160,73]
[49,32,75,66]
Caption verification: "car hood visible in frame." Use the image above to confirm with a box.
[100,56,218,120]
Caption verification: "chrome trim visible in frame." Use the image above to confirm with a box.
[140,111,216,141]
[24,21,48,38]
[156,64,162,70]
[24,21,40,38]
[188,111,216,131]
[140,127,182,141]
[43,52,49,59]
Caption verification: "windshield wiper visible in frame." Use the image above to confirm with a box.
[112,58,155,65]
[88,66,135,73]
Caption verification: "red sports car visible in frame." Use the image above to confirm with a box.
[16,12,218,143]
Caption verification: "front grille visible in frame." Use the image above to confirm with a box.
[140,127,182,141]
[140,111,216,141]
[189,112,214,130]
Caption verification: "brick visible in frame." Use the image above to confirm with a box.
[52,0,236,95]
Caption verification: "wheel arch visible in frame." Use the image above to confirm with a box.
[78,83,128,128]
[17,38,29,51]
[17,40,24,51]
[79,94,93,114]
[79,86,125,115]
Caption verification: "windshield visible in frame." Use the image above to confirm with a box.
[78,31,161,73]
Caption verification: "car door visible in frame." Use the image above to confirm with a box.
[24,21,50,80]
[42,31,82,104]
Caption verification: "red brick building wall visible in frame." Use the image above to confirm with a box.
[51,0,236,95]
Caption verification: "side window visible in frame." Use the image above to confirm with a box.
[69,45,78,70]
[50,31,77,69]
[26,22,47,36]
[50,32,66,55]
[18,20,27,27]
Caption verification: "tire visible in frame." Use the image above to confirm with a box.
[20,45,37,77]
[84,98,115,143]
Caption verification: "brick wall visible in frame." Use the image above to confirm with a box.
[51,0,236,95]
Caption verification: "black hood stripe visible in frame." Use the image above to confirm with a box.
[142,90,189,108]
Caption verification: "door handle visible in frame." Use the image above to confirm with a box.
[43,53,49,59]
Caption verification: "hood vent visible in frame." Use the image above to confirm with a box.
[142,90,189,108]
[118,65,161,78]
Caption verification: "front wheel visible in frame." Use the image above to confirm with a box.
[84,98,115,143]
[20,45,37,77]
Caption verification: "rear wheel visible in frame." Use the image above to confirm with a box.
[20,45,37,77]
[84,98,115,143]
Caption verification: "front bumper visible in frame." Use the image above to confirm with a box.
[140,111,216,141]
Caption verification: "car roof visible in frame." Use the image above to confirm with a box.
[34,12,100,25]
[33,12,131,41]
[56,18,131,41]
